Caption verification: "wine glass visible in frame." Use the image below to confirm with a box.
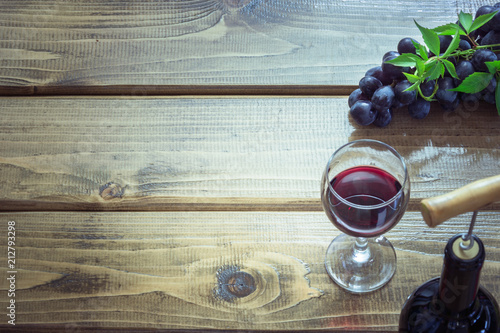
[321,139,410,293]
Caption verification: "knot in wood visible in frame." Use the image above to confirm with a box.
[227,272,255,297]
[99,182,125,200]
[215,266,256,302]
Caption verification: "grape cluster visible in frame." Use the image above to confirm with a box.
[349,3,500,127]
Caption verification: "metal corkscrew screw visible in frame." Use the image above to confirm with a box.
[460,210,478,251]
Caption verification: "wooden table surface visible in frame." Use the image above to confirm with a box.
[1,1,499,332]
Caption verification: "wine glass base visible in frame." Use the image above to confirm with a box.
[325,234,396,294]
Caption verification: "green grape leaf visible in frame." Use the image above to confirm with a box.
[458,11,473,33]
[385,53,422,67]
[414,41,429,61]
[449,72,494,93]
[415,20,440,56]
[442,30,460,58]
[404,81,420,92]
[403,72,421,83]
[442,59,458,79]
[439,62,446,77]
[433,23,465,36]
[415,58,425,76]
[427,62,444,81]
[485,60,500,74]
[496,77,500,116]
[425,58,438,71]
[470,11,498,33]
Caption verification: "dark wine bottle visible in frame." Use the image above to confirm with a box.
[399,233,500,332]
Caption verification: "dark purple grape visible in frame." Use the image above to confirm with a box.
[440,98,460,112]
[455,60,475,82]
[471,49,497,72]
[392,99,405,109]
[394,80,416,106]
[349,101,377,126]
[477,5,495,18]
[382,51,400,61]
[458,40,471,50]
[359,76,383,98]
[480,30,500,51]
[365,66,392,85]
[462,93,482,112]
[488,8,500,31]
[408,98,430,119]
[439,35,453,53]
[348,88,368,108]
[365,66,381,77]
[420,79,436,98]
[476,6,496,34]
[382,55,411,80]
[436,77,457,106]
[365,66,380,77]
[461,92,481,104]
[373,108,392,127]
[371,86,395,112]
[484,77,497,94]
[397,37,418,54]
[483,91,496,104]
[437,77,455,90]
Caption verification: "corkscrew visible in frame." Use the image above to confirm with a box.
[420,174,500,258]
[459,210,477,251]
[400,175,500,332]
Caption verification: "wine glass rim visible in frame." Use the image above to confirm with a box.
[325,139,409,210]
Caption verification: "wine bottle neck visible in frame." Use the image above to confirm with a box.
[438,234,485,314]
[438,266,480,314]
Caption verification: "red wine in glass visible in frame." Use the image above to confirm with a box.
[328,165,404,238]
[322,139,409,293]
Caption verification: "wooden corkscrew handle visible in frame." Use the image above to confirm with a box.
[421,174,500,227]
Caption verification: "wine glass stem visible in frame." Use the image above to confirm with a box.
[353,237,371,263]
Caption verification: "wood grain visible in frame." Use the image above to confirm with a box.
[0,0,489,91]
[0,210,498,331]
[0,85,359,97]
[2,2,499,332]
[1,96,500,211]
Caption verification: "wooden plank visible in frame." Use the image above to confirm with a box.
[0,210,498,331]
[1,97,500,211]
[0,0,486,91]
[0,85,358,97]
